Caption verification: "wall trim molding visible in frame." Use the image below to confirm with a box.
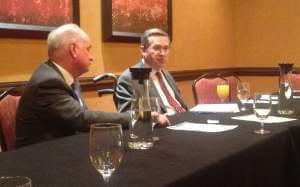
[169,67,280,81]
[0,67,292,92]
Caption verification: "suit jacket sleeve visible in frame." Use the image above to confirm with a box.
[115,70,133,112]
[36,78,129,130]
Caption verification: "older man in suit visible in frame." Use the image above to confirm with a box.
[16,24,129,147]
[115,28,188,126]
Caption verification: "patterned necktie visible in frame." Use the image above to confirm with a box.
[156,72,185,113]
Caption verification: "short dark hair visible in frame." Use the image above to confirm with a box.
[141,28,169,49]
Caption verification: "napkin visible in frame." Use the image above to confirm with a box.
[167,122,238,132]
[232,114,297,123]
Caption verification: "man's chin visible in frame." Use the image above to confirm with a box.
[158,63,165,69]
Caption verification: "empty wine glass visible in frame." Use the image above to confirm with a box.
[237,82,250,111]
[89,123,123,185]
[150,97,160,141]
[253,93,272,134]
[217,81,229,103]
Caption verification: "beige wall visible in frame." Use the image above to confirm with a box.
[235,0,300,67]
[234,0,300,95]
[0,0,235,82]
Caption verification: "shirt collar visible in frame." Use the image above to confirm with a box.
[142,58,161,77]
[52,61,74,87]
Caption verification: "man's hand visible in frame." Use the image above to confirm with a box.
[152,112,170,127]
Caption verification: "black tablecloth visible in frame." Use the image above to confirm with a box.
[0,112,300,187]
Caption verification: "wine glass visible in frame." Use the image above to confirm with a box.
[217,81,230,103]
[253,93,272,134]
[89,123,123,185]
[237,82,250,111]
[150,97,160,141]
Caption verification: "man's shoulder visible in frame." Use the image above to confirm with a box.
[161,69,173,77]
[31,62,56,77]
[118,62,142,79]
[118,68,131,80]
[28,62,65,87]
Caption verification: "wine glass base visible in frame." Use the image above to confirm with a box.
[153,136,160,141]
[254,129,271,134]
[128,141,154,150]
[240,107,247,111]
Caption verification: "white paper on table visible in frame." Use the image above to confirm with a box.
[259,95,300,100]
[167,122,238,132]
[245,99,254,104]
[245,99,278,105]
[232,114,297,123]
[191,104,240,113]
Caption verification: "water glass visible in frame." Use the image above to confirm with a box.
[237,82,250,111]
[253,93,272,134]
[149,97,160,141]
[128,97,154,150]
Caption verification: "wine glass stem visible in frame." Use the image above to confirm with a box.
[260,121,265,132]
[103,177,110,187]
[241,102,246,110]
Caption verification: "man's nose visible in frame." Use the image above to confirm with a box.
[90,55,94,62]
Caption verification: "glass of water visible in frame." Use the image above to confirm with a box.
[128,97,154,150]
[149,97,160,141]
[237,82,250,111]
[253,93,272,134]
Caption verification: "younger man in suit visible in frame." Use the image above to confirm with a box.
[115,28,188,127]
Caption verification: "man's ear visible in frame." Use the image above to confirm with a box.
[69,43,77,59]
[140,45,146,57]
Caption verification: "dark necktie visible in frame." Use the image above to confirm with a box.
[71,82,83,107]
[156,72,185,113]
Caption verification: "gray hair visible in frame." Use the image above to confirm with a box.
[47,23,89,57]
[141,28,169,49]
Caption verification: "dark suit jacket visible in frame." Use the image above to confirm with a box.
[16,61,129,147]
[115,60,188,113]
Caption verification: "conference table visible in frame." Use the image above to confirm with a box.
[0,105,300,186]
